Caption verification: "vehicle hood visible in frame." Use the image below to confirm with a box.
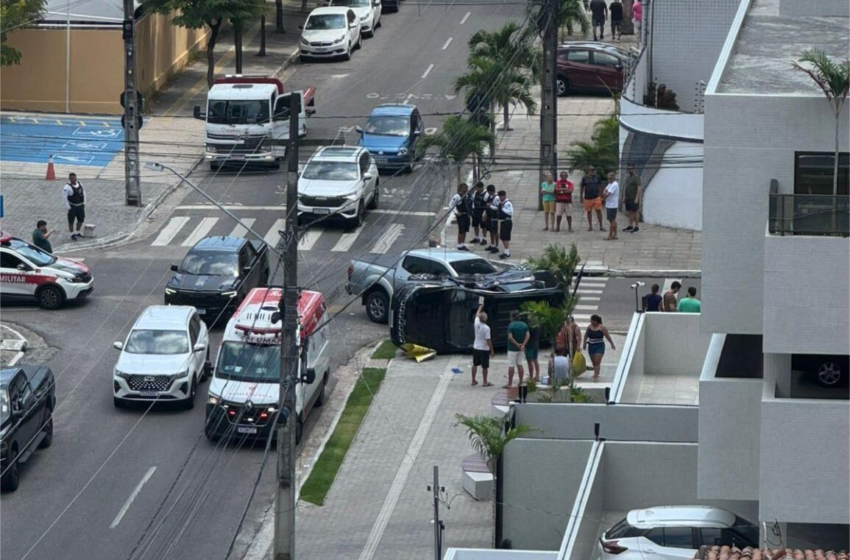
[116,352,191,375]
[46,257,89,278]
[360,134,407,153]
[350,6,372,18]
[209,377,279,406]
[301,28,347,43]
[298,178,360,197]
[167,273,239,293]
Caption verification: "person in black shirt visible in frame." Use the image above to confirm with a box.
[580,166,604,232]
[643,284,663,312]
[609,0,624,41]
[449,183,471,251]
[589,0,607,41]
[470,182,488,246]
[485,184,500,253]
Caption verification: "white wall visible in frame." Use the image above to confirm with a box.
[445,550,558,560]
[643,313,711,376]
[640,141,704,230]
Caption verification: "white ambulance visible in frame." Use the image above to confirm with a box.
[204,288,330,445]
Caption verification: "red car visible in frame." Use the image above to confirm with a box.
[556,42,634,96]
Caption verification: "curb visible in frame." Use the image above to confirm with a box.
[607,269,702,278]
[0,324,29,367]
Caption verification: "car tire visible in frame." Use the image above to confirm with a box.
[556,75,569,97]
[185,378,197,410]
[376,17,382,27]
[39,413,53,449]
[36,285,65,310]
[204,421,219,443]
[113,396,125,409]
[1,448,20,492]
[367,184,379,209]
[342,43,351,61]
[816,360,843,387]
[295,416,304,446]
[350,200,364,228]
[365,290,389,324]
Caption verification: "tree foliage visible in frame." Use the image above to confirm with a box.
[416,115,494,184]
[566,115,619,176]
[1,0,47,66]
[455,413,536,473]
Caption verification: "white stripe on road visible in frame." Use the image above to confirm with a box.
[370,209,435,217]
[421,64,434,79]
[110,466,156,529]
[181,217,218,246]
[332,229,362,252]
[442,37,453,50]
[264,219,286,249]
[575,304,599,311]
[369,223,404,254]
[175,205,285,211]
[357,361,455,560]
[298,229,321,251]
[573,314,593,321]
[575,289,603,294]
[460,11,470,24]
[579,296,600,301]
[229,217,256,238]
[152,217,190,246]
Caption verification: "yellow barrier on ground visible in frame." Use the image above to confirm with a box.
[401,343,437,363]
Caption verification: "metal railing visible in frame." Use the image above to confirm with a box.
[769,193,850,236]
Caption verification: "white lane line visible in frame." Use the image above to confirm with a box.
[357,361,455,560]
[181,217,218,247]
[369,223,404,254]
[579,296,600,301]
[110,466,156,529]
[332,229,362,252]
[175,205,285,211]
[442,37,453,50]
[264,219,286,249]
[573,313,593,321]
[460,11,470,24]
[370,209,435,217]
[298,229,321,251]
[575,289,603,294]
[229,217,256,238]
[421,64,434,80]
[575,304,599,311]
[152,217,190,246]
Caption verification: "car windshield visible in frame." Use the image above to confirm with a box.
[125,330,189,355]
[301,161,359,181]
[180,251,239,276]
[332,0,370,6]
[0,389,9,425]
[733,516,759,545]
[364,116,409,137]
[449,259,497,275]
[305,14,346,30]
[8,239,56,267]
[207,100,270,125]
[216,342,280,383]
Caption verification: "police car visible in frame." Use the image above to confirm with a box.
[0,233,94,309]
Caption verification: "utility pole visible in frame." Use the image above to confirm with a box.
[274,94,300,560]
[122,0,141,206]
[538,0,558,211]
[429,466,445,560]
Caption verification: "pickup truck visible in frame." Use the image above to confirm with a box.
[345,249,518,324]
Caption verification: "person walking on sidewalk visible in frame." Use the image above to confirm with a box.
[558,315,582,360]
[449,183,471,251]
[496,190,514,259]
[63,173,86,240]
[623,164,643,233]
[589,0,607,40]
[602,172,620,240]
[485,184,501,254]
[470,182,488,246]
[525,318,541,382]
[609,0,624,41]
[32,220,55,253]
[504,310,529,388]
[541,172,556,231]
[662,281,681,312]
[583,314,615,381]
[554,171,574,232]
[471,302,495,387]
[633,0,643,44]
[643,284,663,312]
[677,287,702,313]
[580,166,604,231]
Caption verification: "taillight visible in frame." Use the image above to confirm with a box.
[347,265,353,281]
[600,539,628,555]
[259,411,269,419]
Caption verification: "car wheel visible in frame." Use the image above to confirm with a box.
[184,378,196,410]
[557,75,569,97]
[37,285,65,310]
[376,16,382,27]
[342,42,351,61]
[113,396,125,409]
[295,416,304,446]
[203,349,212,381]
[367,185,379,209]
[39,413,53,449]
[1,448,20,492]
[204,421,219,443]
[817,360,843,387]
[350,200,364,228]
[365,290,389,323]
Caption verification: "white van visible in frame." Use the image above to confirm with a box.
[204,288,330,444]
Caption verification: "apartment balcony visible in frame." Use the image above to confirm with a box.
[769,192,850,237]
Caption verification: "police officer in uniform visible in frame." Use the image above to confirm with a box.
[470,182,488,246]
[449,183,471,251]
[496,190,514,259]
[63,173,86,240]
[486,184,500,254]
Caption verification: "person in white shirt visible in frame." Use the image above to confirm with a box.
[602,172,619,241]
[471,302,494,386]
[496,190,514,259]
[449,183,471,251]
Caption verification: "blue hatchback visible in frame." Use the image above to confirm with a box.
[357,104,423,173]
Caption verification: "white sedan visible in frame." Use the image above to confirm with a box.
[328,0,381,37]
[299,7,362,61]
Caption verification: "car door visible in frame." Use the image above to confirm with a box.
[347,10,360,44]
[10,373,39,450]
[590,51,624,92]
[371,0,381,26]
[241,244,260,291]
[272,91,307,142]
[410,110,423,154]
[358,152,373,203]
[0,250,38,299]
[188,315,204,376]
[639,527,697,560]
[559,49,594,90]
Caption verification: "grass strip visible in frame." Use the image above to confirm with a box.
[300,367,387,506]
[371,339,398,360]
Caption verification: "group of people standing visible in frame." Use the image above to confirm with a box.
[643,282,702,313]
[588,0,641,43]
[450,182,515,259]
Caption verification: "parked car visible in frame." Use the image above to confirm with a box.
[357,104,424,173]
[299,7,362,61]
[556,42,634,96]
[598,506,758,560]
[792,353,849,388]
[346,249,518,324]
[297,146,379,227]
[164,236,270,322]
[0,233,94,310]
[1,366,55,492]
[327,0,381,36]
[113,306,211,409]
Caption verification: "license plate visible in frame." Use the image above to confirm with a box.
[230,155,245,160]
[140,390,158,398]
[313,208,330,214]
[196,308,206,315]
[237,426,258,435]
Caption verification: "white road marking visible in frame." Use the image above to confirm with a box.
[572,313,593,321]
[460,11,470,24]
[575,304,599,311]
[229,217,256,238]
[442,37,453,50]
[332,229,362,252]
[575,289,603,294]
[421,64,434,79]
[151,217,190,246]
[110,466,156,529]
[369,223,404,254]
[264,219,286,249]
[370,209,435,217]
[181,217,218,246]
[298,229,321,251]
[579,296,600,301]
[175,205,284,211]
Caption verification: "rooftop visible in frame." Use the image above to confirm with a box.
[717,0,850,94]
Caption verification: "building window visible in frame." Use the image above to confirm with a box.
[794,152,849,196]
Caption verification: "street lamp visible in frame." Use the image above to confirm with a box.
[631,281,646,313]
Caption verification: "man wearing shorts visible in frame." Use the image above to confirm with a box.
[496,190,514,259]
[449,183,471,251]
[471,303,494,386]
[602,172,619,240]
[525,319,540,382]
[623,164,642,233]
[580,166,604,231]
[540,172,556,231]
[589,0,607,41]
[505,310,529,388]
[63,173,86,240]
[609,0,623,41]
[554,171,574,232]
[470,182,488,245]
[485,184,500,254]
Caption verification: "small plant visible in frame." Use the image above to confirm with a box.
[569,385,593,403]
[525,377,538,393]
[455,413,536,473]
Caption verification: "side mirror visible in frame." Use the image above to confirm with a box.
[11,404,24,418]
[193,343,207,353]
[301,368,316,385]
[350,22,358,29]
[355,125,363,134]
[113,341,124,350]
[298,24,304,30]
[16,264,28,271]
[170,264,178,272]
[363,173,373,180]
[193,105,206,120]
[277,406,291,425]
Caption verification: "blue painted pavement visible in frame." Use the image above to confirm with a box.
[0,115,124,167]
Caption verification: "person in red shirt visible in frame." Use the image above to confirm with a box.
[554,171,575,232]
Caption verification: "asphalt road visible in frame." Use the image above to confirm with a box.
[0,2,526,559]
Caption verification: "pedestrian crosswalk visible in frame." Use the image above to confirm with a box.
[573,276,608,328]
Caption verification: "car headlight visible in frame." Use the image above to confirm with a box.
[332,35,345,44]
[165,287,176,295]
[300,37,309,45]
[171,369,190,382]
[360,12,369,20]
[114,369,130,379]
[222,291,238,298]
[208,395,220,405]
[206,145,218,154]
[344,193,360,201]
[398,147,408,156]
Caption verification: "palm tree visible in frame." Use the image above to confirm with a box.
[557,0,590,39]
[416,115,495,185]
[792,49,850,198]
[566,115,619,176]
[525,242,581,295]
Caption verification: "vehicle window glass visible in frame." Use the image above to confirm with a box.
[348,10,355,22]
[217,342,280,383]
[304,14,346,29]
[207,100,270,125]
[6,239,56,267]
[402,256,429,274]
[180,251,239,276]
[365,116,410,137]
[732,516,759,546]
[566,50,590,63]
[359,153,369,174]
[125,330,190,355]
[189,317,200,345]
[794,151,849,195]
[14,375,32,409]
[645,528,664,546]
[425,260,451,276]
[245,243,257,263]
[301,161,359,181]
[239,249,250,273]
[449,259,498,275]
[0,389,9,424]
[593,52,621,67]
[0,251,25,269]
[662,527,694,549]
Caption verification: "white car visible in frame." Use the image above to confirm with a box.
[0,233,94,310]
[597,506,758,560]
[328,0,381,37]
[299,7,362,61]
[297,145,379,228]
[113,306,211,410]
